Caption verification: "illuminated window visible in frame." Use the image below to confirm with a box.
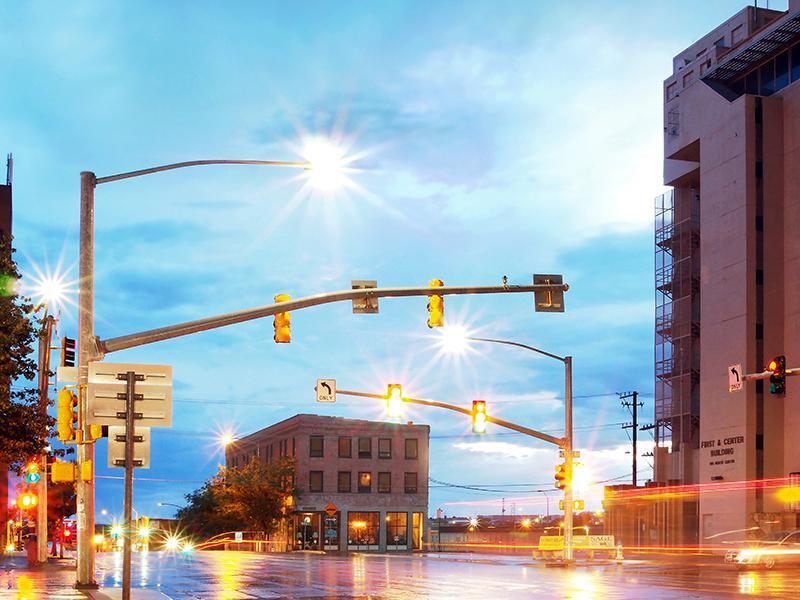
[386,512,408,547]
[347,512,379,548]
[358,472,372,493]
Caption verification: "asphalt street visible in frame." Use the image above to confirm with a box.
[1,551,799,599]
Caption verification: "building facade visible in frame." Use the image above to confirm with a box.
[227,414,429,553]
[655,1,800,545]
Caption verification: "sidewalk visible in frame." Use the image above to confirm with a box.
[0,553,84,598]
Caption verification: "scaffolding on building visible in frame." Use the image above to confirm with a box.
[654,189,701,477]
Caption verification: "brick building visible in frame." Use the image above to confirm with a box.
[226,414,429,553]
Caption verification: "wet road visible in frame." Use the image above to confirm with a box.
[3,551,800,598]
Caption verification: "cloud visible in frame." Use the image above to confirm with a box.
[453,441,553,460]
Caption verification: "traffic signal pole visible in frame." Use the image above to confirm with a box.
[36,314,55,564]
[563,356,574,562]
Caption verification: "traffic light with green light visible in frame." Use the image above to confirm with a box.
[472,400,487,434]
[427,279,444,328]
[767,355,786,394]
[273,294,291,343]
[24,461,40,485]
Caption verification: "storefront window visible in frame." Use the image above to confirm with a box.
[348,512,379,549]
[386,512,408,548]
[323,514,339,550]
[412,512,423,550]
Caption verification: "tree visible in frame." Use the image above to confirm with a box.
[0,234,52,470]
[176,457,294,538]
[217,457,295,534]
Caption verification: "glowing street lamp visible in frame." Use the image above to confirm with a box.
[164,535,181,551]
[387,384,403,419]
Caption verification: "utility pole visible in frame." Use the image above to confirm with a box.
[36,314,55,564]
[619,391,643,486]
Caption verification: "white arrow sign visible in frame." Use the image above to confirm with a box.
[729,363,743,392]
[316,379,336,403]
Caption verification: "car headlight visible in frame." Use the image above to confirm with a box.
[737,550,759,563]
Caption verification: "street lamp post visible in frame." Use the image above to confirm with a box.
[75,158,309,588]
[460,336,575,563]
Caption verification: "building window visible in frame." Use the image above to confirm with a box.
[378,472,391,493]
[338,436,352,458]
[348,512,379,548]
[412,512,423,550]
[292,437,296,457]
[666,82,678,102]
[378,438,392,459]
[337,471,351,493]
[358,472,372,493]
[760,61,775,96]
[309,470,323,493]
[405,438,418,460]
[731,24,744,45]
[714,36,726,49]
[682,70,694,87]
[310,435,324,458]
[745,70,759,95]
[792,44,800,82]
[386,512,408,547]
[404,472,417,494]
[776,51,789,91]
[358,437,372,458]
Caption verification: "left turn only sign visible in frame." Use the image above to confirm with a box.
[728,364,743,392]
[316,379,336,403]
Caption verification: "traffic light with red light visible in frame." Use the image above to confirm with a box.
[427,279,444,328]
[767,355,786,394]
[472,400,487,434]
[273,294,291,343]
[57,388,78,442]
[555,463,568,490]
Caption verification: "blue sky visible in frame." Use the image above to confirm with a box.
[1,0,786,520]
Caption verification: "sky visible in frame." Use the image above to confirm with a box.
[1,0,788,521]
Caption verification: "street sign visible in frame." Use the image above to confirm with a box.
[729,363,743,392]
[107,426,151,469]
[316,379,336,403]
[57,366,78,383]
[324,502,338,517]
[533,274,565,313]
[87,363,173,427]
[234,531,243,542]
[351,280,379,314]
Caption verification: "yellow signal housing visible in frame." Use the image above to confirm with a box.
[51,461,77,483]
[57,388,78,442]
[80,460,93,482]
[427,279,444,328]
[273,293,291,343]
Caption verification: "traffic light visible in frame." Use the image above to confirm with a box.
[555,463,568,490]
[57,388,78,442]
[387,384,403,419]
[767,355,786,394]
[16,492,37,510]
[24,461,40,485]
[427,279,444,328]
[472,400,487,434]
[273,293,291,343]
[61,336,76,367]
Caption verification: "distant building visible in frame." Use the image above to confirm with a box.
[226,414,429,553]
[653,1,800,545]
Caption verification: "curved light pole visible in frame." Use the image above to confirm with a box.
[157,502,184,510]
[443,333,575,562]
[76,157,311,588]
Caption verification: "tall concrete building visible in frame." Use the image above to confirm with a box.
[656,1,800,544]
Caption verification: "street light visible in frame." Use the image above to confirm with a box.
[157,502,184,511]
[437,326,576,562]
[75,145,347,588]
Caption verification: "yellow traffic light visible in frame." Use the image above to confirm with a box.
[387,384,403,418]
[57,388,78,442]
[472,400,487,434]
[427,279,444,328]
[273,293,291,343]
[51,461,77,483]
[554,462,569,490]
